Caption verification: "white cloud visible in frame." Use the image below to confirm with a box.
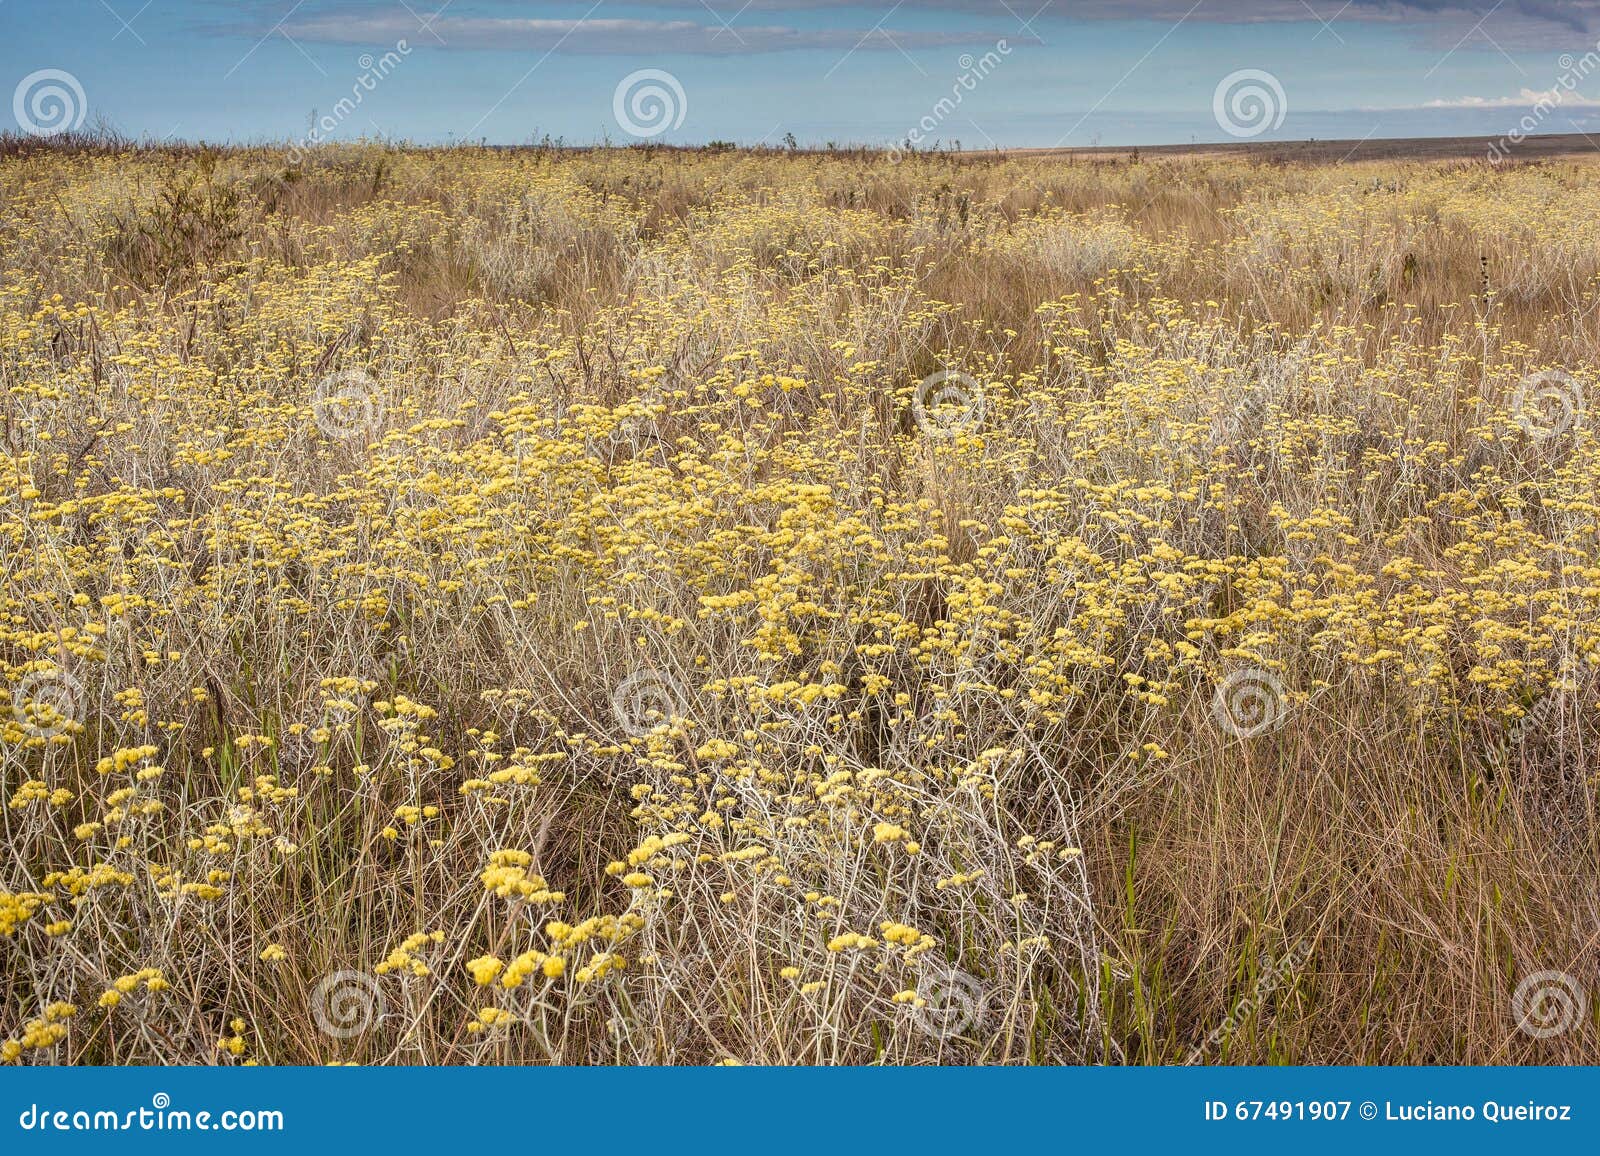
[1392,87,1600,108]
[281,13,1035,55]
[251,0,1600,55]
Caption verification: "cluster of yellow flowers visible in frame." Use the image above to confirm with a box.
[1,1002,77,1062]
[2,143,1596,1063]
[375,931,444,978]
[98,969,168,1008]
[481,849,566,902]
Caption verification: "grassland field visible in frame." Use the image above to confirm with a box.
[1,136,1598,1064]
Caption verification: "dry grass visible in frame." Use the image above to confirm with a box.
[1,138,1597,1065]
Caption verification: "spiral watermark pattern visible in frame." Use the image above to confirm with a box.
[1212,69,1287,138]
[276,732,319,775]
[912,369,986,439]
[1511,369,1584,441]
[311,369,385,442]
[13,668,85,739]
[611,668,689,737]
[912,966,986,1040]
[1512,970,1587,1039]
[10,386,80,448]
[612,69,687,139]
[1215,390,1269,447]
[613,409,669,460]
[311,970,385,1039]
[13,69,87,137]
[1210,667,1288,738]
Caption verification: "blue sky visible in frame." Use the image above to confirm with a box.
[4,1,1600,147]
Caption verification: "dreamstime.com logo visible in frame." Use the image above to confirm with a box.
[1487,41,1600,163]
[9,383,83,451]
[611,668,690,738]
[311,970,387,1039]
[1212,69,1287,138]
[911,965,987,1041]
[612,69,687,139]
[1187,940,1310,1063]
[288,42,411,164]
[1210,667,1288,739]
[17,1093,284,1133]
[1511,369,1585,442]
[311,369,386,442]
[12,667,85,740]
[887,42,1011,160]
[12,69,87,137]
[1471,689,1561,776]
[1512,971,1589,1040]
[911,369,986,439]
